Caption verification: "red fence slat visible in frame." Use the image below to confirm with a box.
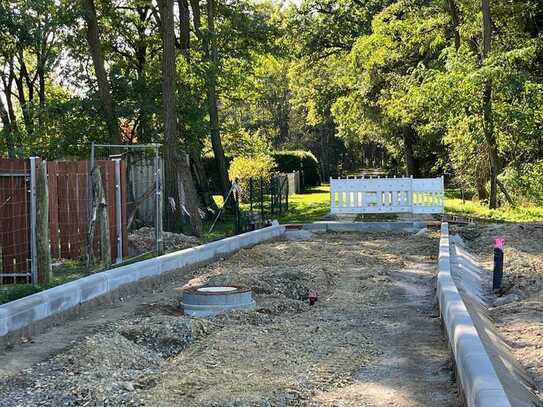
[1,158,128,284]
[47,161,60,258]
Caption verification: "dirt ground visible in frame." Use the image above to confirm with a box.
[452,223,543,394]
[0,231,457,406]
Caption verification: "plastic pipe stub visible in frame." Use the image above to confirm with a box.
[180,285,255,317]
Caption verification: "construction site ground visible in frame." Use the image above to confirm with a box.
[453,223,543,397]
[0,231,457,406]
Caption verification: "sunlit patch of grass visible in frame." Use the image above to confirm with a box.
[277,186,330,224]
[445,197,543,222]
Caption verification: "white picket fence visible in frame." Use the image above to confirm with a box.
[330,176,444,214]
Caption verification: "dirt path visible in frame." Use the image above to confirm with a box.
[0,232,457,406]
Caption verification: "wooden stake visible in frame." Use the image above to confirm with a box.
[36,160,52,284]
[86,166,111,272]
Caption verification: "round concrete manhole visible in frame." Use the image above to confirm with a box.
[180,285,256,317]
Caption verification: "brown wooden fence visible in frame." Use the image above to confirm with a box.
[0,160,31,280]
[0,158,128,283]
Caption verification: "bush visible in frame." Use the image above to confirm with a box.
[203,149,321,194]
[271,150,321,187]
[228,154,277,202]
[500,161,543,206]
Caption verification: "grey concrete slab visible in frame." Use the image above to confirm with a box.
[303,221,427,233]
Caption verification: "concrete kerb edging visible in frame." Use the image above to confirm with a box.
[437,222,511,407]
[303,221,427,233]
[0,223,286,339]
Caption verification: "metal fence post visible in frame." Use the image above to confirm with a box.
[270,177,274,216]
[154,147,163,256]
[249,178,253,212]
[286,177,289,212]
[114,158,123,264]
[29,157,38,285]
[259,177,264,223]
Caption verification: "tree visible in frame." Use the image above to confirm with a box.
[191,0,231,201]
[81,0,121,144]
[481,0,498,208]
[157,0,202,235]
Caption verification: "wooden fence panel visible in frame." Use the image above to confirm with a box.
[49,160,127,263]
[47,161,60,258]
[0,159,30,279]
[0,159,128,283]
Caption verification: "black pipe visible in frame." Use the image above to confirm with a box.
[493,247,504,290]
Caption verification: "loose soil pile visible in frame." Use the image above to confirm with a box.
[453,223,543,393]
[128,227,199,256]
[0,231,455,406]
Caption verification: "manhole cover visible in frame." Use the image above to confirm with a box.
[180,285,256,317]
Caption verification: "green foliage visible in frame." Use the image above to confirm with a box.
[1,0,542,213]
[228,154,276,201]
[271,150,321,186]
[500,161,543,206]
[0,285,42,305]
[229,154,276,180]
[222,128,272,157]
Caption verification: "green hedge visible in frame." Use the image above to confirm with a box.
[270,151,321,187]
[203,150,321,193]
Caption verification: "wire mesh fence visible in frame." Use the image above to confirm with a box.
[91,143,162,265]
[0,150,297,289]
[0,159,31,284]
[209,174,291,236]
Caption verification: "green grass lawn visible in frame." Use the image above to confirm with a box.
[0,260,85,305]
[272,185,543,224]
[445,197,543,222]
[277,186,331,224]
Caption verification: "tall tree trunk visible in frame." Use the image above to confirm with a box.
[37,65,46,128]
[178,0,217,213]
[81,0,121,145]
[3,62,18,134]
[190,147,219,213]
[158,0,202,235]
[178,0,191,59]
[446,0,461,50]
[13,53,34,137]
[0,98,15,158]
[205,0,230,200]
[403,127,419,177]
[191,0,230,200]
[318,125,329,182]
[481,0,498,209]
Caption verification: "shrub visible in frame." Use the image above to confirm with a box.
[500,161,543,206]
[228,154,277,202]
[203,149,321,194]
[271,150,321,187]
